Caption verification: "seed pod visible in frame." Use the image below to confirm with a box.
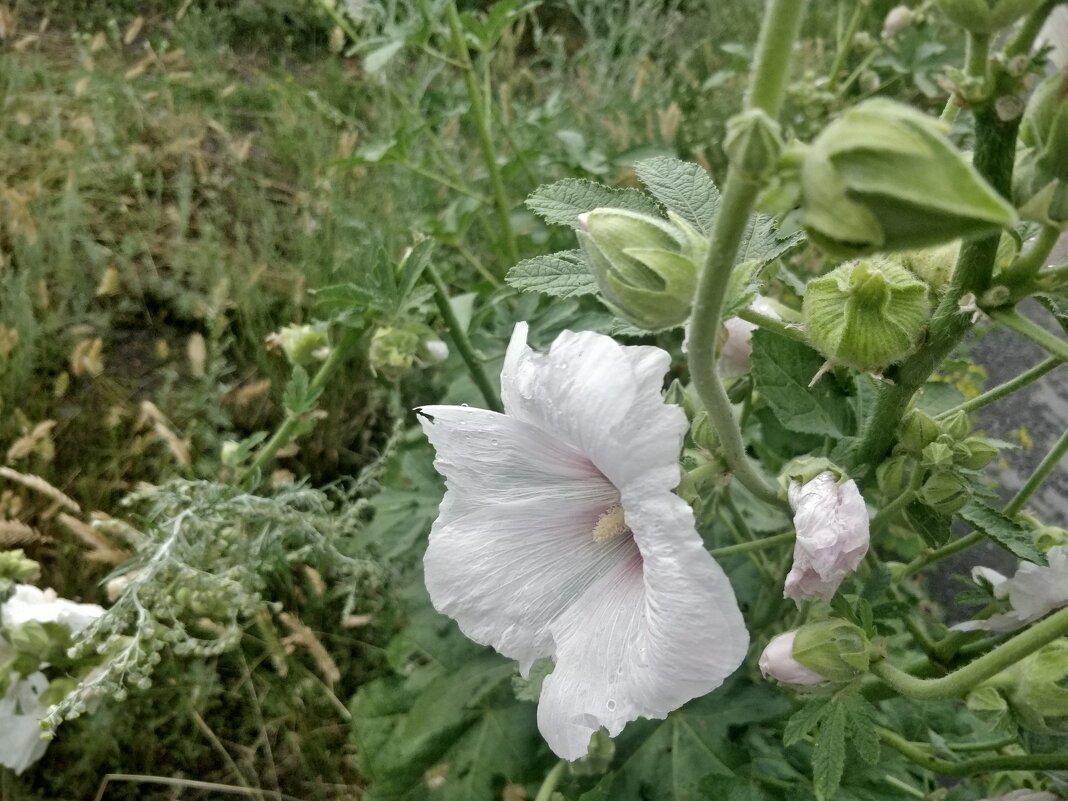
[803,257,930,371]
[921,470,972,513]
[899,408,941,454]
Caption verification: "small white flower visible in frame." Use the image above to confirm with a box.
[418,322,749,760]
[954,546,1068,632]
[785,473,870,604]
[758,631,826,687]
[2,584,104,634]
[0,671,49,775]
[716,296,781,379]
[882,4,912,38]
[421,338,450,364]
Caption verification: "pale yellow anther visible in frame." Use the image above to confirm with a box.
[592,504,629,544]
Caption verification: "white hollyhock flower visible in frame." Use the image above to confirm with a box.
[954,546,1068,632]
[2,584,104,634]
[758,631,826,687]
[417,322,748,760]
[0,671,49,775]
[785,472,870,603]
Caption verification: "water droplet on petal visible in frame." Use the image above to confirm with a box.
[606,698,617,711]
[491,438,499,445]
[460,402,469,407]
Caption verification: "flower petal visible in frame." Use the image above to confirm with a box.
[500,322,687,491]
[425,500,638,674]
[537,486,749,759]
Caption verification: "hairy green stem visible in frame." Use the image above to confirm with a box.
[880,726,1068,776]
[687,0,806,508]
[871,468,924,533]
[935,356,1062,420]
[871,606,1068,700]
[991,307,1068,362]
[711,530,795,557]
[848,105,1020,472]
[1003,226,1062,286]
[444,1,518,265]
[239,327,362,485]
[533,760,567,801]
[1007,424,1068,515]
[427,264,503,412]
[736,308,809,344]
[827,0,866,86]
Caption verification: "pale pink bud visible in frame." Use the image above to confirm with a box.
[576,212,590,232]
[759,631,826,687]
[882,4,912,38]
[785,473,870,604]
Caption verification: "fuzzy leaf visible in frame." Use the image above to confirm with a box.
[783,698,830,747]
[842,695,880,766]
[906,501,952,548]
[526,179,660,228]
[750,330,855,437]
[959,501,1047,565]
[813,702,848,801]
[738,214,805,268]
[506,250,598,297]
[634,156,721,234]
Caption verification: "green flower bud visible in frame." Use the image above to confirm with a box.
[686,460,731,496]
[578,208,706,330]
[920,470,971,513]
[1014,71,1068,228]
[1003,640,1068,731]
[900,408,941,454]
[921,441,955,469]
[369,326,420,377]
[777,456,840,495]
[956,436,999,470]
[724,109,784,181]
[791,620,872,683]
[876,456,911,496]
[220,440,241,467]
[935,0,1044,33]
[1034,524,1068,551]
[803,257,930,371]
[941,410,972,440]
[0,549,39,586]
[799,99,1017,256]
[901,241,960,291]
[690,411,719,452]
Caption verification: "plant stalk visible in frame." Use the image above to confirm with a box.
[878,726,1068,776]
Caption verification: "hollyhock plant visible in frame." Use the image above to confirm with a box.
[954,546,1068,632]
[417,322,748,760]
[785,472,870,604]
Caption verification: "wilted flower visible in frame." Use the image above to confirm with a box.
[0,585,104,774]
[0,671,49,774]
[759,631,826,687]
[417,323,748,760]
[785,472,870,603]
[2,585,104,634]
[718,296,780,379]
[954,546,1068,632]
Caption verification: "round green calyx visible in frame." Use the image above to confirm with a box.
[792,620,872,683]
[802,257,931,371]
[936,0,1044,33]
[920,470,971,514]
[799,99,1018,257]
[899,408,941,454]
[578,208,706,330]
[1014,71,1068,229]
[369,326,420,377]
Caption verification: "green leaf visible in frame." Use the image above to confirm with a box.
[633,156,721,234]
[905,501,952,548]
[738,214,805,268]
[579,683,790,801]
[506,250,598,298]
[512,657,553,702]
[1035,293,1068,337]
[783,698,830,747]
[526,179,660,229]
[751,330,856,437]
[958,501,1047,565]
[283,366,322,414]
[813,702,847,801]
[841,695,880,766]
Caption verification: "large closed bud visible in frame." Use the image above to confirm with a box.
[791,620,873,683]
[798,100,1017,257]
[1014,70,1068,229]
[803,257,930,371]
[578,208,706,330]
[759,630,827,687]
